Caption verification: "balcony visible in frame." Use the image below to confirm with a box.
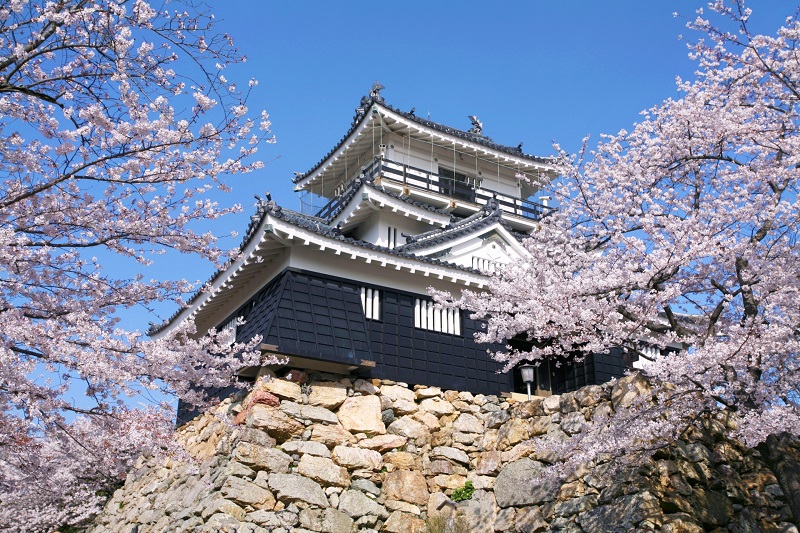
[312,157,554,221]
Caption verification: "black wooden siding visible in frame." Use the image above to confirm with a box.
[229,269,512,395]
[229,268,628,398]
[363,289,511,394]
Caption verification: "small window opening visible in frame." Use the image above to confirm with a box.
[360,287,381,320]
[414,298,461,335]
[218,317,238,345]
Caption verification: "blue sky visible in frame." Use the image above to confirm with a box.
[128,1,793,331]
[206,1,790,206]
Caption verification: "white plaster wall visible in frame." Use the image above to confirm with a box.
[287,245,473,298]
[388,137,532,202]
[355,214,381,244]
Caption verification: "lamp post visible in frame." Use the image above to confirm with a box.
[519,364,535,401]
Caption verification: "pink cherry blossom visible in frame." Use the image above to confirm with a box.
[0,1,275,530]
[440,1,800,520]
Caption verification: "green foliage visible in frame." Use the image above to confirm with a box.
[450,480,475,502]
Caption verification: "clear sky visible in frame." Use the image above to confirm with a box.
[131,1,794,332]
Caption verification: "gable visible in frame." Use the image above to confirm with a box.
[430,229,525,271]
[234,270,371,366]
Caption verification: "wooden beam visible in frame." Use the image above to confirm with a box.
[257,344,376,374]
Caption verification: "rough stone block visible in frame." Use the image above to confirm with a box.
[298,454,350,487]
[310,423,357,447]
[280,440,331,458]
[358,434,407,453]
[221,476,275,508]
[611,373,651,409]
[233,442,292,473]
[337,395,385,435]
[382,470,430,506]
[332,445,383,470]
[382,510,426,533]
[298,507,354,533]
[494,458,559,508]
[453,413,484,433]
[430,446,470,465]
[577,491,661,532]
[337,489,389,519]
[246,404,305,440]
[268,473,329,508]
[260,378,302,402]
[387,416,429,442]
[457,489,498,533]
[419,398,455,416]
[381,384,416,403]
[307,381,349,410]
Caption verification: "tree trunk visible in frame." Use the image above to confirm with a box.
[757,432,800,524]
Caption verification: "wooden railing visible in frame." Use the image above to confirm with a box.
[314,157,554,221]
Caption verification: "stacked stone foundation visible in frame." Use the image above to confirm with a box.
[90,372,798,532]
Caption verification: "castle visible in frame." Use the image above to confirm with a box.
[150,84,632,420]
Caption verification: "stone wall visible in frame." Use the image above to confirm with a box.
[90,371,798,532]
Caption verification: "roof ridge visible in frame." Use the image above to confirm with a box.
[148,195,484,335]
[395,198,533,253]
[293,84,553,185]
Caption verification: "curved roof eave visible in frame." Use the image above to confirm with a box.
[293,98,558,192]
[149,203,488,338]
[292,105,378,191]
[376,105,555,169]
[412,220,531,259]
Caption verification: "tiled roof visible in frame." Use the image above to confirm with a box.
[321,172,454,221]
[397,199,529,253]
[384,104,551,163]
[292,85,553,184]
[264,202,480,273]
[148,195,479,335]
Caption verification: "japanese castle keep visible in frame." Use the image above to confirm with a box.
[151,84,631,418]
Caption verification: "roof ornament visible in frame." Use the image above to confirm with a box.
[486,194,501,216]
[369,81,385,103]
[408,107,416,116]
[353,96,370,124]
[252,193,271,223]
[516,142,524,153]
[264,191,280,215]
[468,115,483,136]
[402,232,418,244]
[352,81,383,125]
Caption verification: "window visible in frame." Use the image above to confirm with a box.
[387,226,398,249]
[472,257,496,272]
[360,287,381,320]
[439,167,476,202]
[218,317,238,345]
[414,298,461,335]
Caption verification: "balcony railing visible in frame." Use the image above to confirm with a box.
[313,157,554,221]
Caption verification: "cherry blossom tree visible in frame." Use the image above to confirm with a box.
[443,0,800,519]
[0,1,272,529]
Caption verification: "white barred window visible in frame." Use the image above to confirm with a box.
[218,317,238,346]
[360,287,381,320]
[387,226,398,249]
[414,298,461,335]
[472,257,496,272]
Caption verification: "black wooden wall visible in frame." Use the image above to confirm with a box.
[176,268,632,423]
[233,269,512,395]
